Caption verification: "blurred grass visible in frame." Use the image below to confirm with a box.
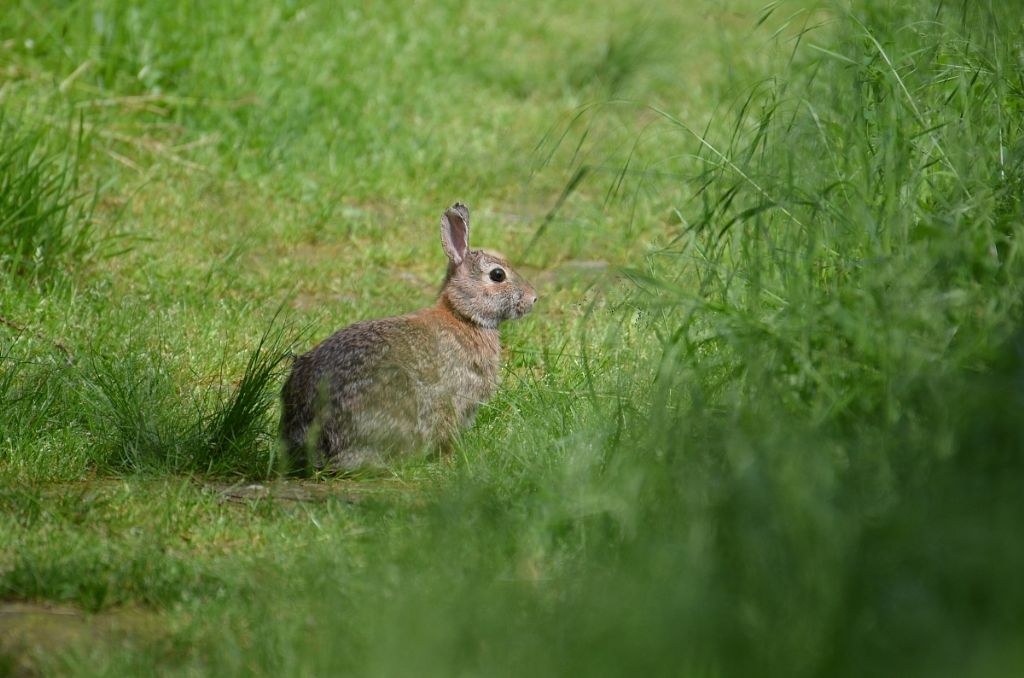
[2,0,1023,675]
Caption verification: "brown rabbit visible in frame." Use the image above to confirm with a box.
[280,203,537,472]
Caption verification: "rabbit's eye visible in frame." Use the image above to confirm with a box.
[489,268,506,283]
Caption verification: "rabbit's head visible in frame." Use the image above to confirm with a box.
[440,203,537,329]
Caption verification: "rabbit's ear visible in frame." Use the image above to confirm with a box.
[441,203,470,265]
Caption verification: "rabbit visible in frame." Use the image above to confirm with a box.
[279,202,537,472]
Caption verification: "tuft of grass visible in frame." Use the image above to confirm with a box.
[201,310,302,476]
[0,119,97,285]
[1,307,300,479]
[0,335,71,473]
[75,348,188,473]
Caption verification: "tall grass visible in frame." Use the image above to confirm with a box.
[0,119,97,284]
[525,1,1024,672]
[643,0,1024,422]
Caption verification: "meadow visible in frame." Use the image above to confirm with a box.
[1,0,1023,675]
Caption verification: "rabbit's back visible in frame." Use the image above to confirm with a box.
[281,317,417,469]
[280,311,500,471]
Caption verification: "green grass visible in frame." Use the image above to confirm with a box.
[2,0,1023,675]
[0,117,97,283]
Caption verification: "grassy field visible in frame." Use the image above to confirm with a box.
[2,0,1023,675]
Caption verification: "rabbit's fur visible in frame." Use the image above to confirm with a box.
[280,203,536,472]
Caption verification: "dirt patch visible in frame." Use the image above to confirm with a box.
[0,602,166,676]
[207,478,418,506]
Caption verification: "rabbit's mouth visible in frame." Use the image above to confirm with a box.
[511,295,537,319]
